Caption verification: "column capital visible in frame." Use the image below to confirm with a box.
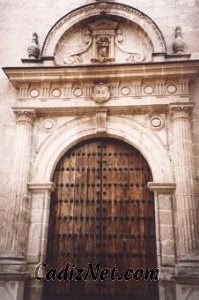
[12,108,36,124]
[169,103,194,120]
[148,182,176,194]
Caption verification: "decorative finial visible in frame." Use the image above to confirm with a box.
[173,26,185,54]
[27,32,40,59]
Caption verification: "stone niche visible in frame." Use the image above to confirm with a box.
[54,16,153,65]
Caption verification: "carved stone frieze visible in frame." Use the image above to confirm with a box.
[17,79,189,101]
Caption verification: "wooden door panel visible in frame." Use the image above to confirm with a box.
[44,138,158,300]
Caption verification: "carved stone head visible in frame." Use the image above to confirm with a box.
[92,83,111,103]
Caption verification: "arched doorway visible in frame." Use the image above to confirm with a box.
[43,138,159,300]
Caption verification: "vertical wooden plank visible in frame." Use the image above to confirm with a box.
[44,138,158,300]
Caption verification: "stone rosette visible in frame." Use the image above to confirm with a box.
[150,115,165,130]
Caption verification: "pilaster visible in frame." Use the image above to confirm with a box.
[170,103,199,262]
[148,182,176,300]
[24,182,55,300]
[0,109,35,260]
[0,109,35,300]
[170,103,199,299]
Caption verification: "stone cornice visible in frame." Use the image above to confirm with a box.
[148,182,176,194]
[3,61,199,85]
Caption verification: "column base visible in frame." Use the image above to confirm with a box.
[176,257,199,275]
[0,257,29,300]
[173,258,199,300]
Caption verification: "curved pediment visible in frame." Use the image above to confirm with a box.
[42,2,167,65]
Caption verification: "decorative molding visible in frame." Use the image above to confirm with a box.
[15,79,189,101]
[170,103,194,120]
[150,115,165,131]
[5,62,198,85]
[41,2,167,57]
[167,84,177,94]
[12,108,36,124]
[42,119,55,131]
[30,88,40,98]
[19,84,29,99]
[64,30,92,64]
[27,182,56,191]
[115,28,145,63]
[63,18,146,65]
[148,182,176,194]
[96,109,107,133]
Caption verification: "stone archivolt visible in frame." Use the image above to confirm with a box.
[42,2,166,60]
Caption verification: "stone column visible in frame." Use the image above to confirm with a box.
[1,108,35,259]
[170,103,199,261]
[24,183,55,300]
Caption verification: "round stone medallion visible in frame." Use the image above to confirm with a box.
[73,88,83,97]
[43,119,55,131]
[30,89,39,98]
[150,116,165,130]
[144,85,154,95]
[51,89,61,97]
[121,86,131,96]
[167,84,177,94]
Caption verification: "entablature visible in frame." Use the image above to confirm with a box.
[3,61,199,115]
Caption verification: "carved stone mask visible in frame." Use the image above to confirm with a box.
[92,83,111,103]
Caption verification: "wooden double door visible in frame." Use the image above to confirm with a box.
[44,138,158,300]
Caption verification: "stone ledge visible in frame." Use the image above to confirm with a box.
[173,275,199,285]
[21,56,54,64]
[27,182,56,191]
[148,182,176,194]
[0,258,30,280]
